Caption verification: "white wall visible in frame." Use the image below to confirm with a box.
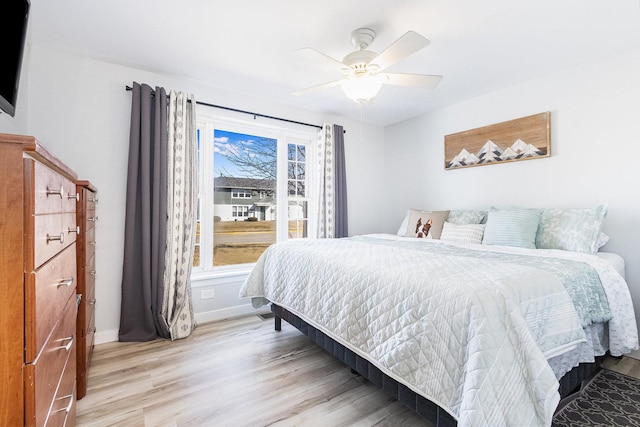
[384,47,640,353]
[23,44,385,343]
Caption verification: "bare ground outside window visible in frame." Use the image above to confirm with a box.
[194,220,307,267]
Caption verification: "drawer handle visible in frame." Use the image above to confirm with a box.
[46,185,64,199]
[89,270,97,276]
[47,232,65,244]
[58,277,74,288]
[58,335,74,352]
[53,392,74,414]
[89,241,97,246]
[68,193,80,201]
[88,216,99,222]
[89,196,99,203]
[89,299,96,305]
[68,226,80,234]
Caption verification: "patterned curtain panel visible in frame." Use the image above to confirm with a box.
[316,123,335,238]
[162,91,198,340]
[315,123,348,238]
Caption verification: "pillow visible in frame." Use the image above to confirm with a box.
[405,209,450,239]
[447,210,487,225]
[440,221,486,244]
[482,208,542,249]
[597,232,610,250]
[535,204,607,254]
[396,210,410,236]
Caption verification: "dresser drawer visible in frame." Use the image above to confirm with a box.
[47,348,76,427]
[24,295,76,427]
[32,161,78,215]
[84,212,98,230]
[25,244,77,361]
[84,223,96,253]
[34,214,77,269]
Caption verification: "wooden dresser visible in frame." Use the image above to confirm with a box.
[0,133,78,427]
[75,180,97,400]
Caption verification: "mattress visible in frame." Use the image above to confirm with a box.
[240,234,638,426]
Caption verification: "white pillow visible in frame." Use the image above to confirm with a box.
[440,222,486,244]
[597,232,610,250]
[396,210,410,236]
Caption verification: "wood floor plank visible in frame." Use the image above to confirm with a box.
[77,316,431,427]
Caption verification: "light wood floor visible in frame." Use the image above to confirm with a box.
[76,315,430,427]
[77,314,640,427]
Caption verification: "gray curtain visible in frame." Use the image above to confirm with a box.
[119,82,170,341]
[334,124,348,238]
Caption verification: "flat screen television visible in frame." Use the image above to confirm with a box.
[0,0,31,117]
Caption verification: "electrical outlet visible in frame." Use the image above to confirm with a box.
[201,289,215,299]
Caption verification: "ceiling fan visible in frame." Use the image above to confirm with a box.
[293,28,442,103]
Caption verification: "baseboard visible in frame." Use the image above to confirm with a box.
[194,304,270,324]
[95,329,119,345]
[94,303,270,345]
[627,349,640,360]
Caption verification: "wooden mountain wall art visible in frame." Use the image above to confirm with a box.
[444,112,550,170]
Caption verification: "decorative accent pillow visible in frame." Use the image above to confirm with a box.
[535,204,607,254]
[447,210,487,225]
[482,208,542,249]
[405,209,450,239]
[440,222,486,244]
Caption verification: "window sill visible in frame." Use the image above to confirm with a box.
[191,263,255,286]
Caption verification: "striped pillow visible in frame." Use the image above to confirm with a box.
[482,208,542,249]
[440,222,485,244]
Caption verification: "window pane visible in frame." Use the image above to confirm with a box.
[213,130,277,266]
[288,143,296,161]
[288,201,308,238]
[288,163,295,180]
[298,145,306,162]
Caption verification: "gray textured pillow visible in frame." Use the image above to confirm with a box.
[447,210,487,225]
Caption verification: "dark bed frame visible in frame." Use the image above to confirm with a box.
[271,303,602,426]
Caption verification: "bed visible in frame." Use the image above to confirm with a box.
[239,207,639,426]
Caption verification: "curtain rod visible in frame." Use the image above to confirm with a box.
[125,85,326,131]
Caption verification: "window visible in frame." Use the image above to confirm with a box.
[231,189,251,199]
[232,205,250,217]
[193,112,317,272]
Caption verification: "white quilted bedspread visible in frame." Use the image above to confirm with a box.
[240,235,638,426]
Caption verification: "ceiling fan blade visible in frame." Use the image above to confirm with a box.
[371,31,430,71]
[292,79,344,96]
[383,73,443,89]
[296,47,347,72]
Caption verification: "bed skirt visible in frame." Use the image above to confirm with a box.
[271,303,603,427]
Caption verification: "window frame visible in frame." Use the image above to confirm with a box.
[192,109,317,278]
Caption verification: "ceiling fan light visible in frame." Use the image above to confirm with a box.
[341,75,383,103]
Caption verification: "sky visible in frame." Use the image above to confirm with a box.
[209,129,276,178]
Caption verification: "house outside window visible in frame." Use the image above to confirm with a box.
[193,112,317,272]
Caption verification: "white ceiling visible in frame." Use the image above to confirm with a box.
[29,0,640,127]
